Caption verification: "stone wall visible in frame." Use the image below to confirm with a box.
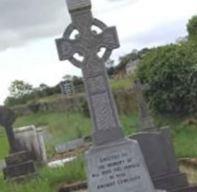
[12,89,137,116]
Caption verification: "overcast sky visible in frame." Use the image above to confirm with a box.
[0,0,197,104]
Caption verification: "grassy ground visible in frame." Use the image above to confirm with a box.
[0,110,196,191]
[0,129,9,159]
[110,76,133,90]
[156,116,197,158]
[1,112,197,159]
[13,112,138,157]
[0,157,86,192]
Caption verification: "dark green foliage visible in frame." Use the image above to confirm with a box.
[187,15,197,41]
[5,83,61,107]
[111,48,149,76]
[4,76,84,107]
[81,100,90,118]
[137,43,197,115]
[9,80,33,98]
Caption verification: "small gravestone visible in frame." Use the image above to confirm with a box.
[131,81,197,191]
[56,1,160,191]
[60,81,75,96]
[14,125,47,163]
[0,106,36,180]
[55,138,84,154]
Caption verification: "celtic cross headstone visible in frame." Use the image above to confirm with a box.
[56,0,123,145]
[56,1,159,191]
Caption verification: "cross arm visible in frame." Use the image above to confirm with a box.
[99,27,120,50]
[56,38,84,68]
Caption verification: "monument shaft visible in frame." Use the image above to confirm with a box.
[56,0,123,145]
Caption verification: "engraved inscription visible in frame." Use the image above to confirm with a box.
[86,143,154,192]
[94,152,141,190]
[91,92,116,131]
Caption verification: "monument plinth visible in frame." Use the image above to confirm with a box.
[56,1,160,191]
[131,81,197,191]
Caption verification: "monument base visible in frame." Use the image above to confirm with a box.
[131,128,197,192]
[86,138,159,192]
[3,150,36,181]
[153,173,188,191]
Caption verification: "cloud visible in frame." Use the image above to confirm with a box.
[123,19,188,48]
[0,0,70,51]
[0,0,135,51]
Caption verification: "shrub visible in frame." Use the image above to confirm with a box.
[137,43,197,115]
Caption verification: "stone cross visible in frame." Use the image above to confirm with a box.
[56,0,123,145]
[0,106,19,152]
[133,81,156,131]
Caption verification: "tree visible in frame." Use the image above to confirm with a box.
[137,43,197,115]
[9,80,33,99]
[62,75,72,82]
[38,83,48,91]
[187,15,197,41]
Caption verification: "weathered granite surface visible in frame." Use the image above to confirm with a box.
[14,125,47,163]
[86,139,157,192]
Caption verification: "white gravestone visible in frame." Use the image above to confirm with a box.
[14,125,47,163]
[56,0,163,191]
[60,81,75,96]
[55,138,84,154]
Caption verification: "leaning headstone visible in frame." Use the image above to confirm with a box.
[14,125,47,163]
[56,1,160,191]
[131,82,197,191]
[0,106,36,180]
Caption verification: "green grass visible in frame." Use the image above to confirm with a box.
[13,112,138,157]
[0,157,86,192]
[0,129,9,159]
[110,76,133,90]
[2,111,197,159]
[1,110,196,159]
[1,110,197,191]
[14,112,91,157]
[156,115,197,158]
[173,124,197,158]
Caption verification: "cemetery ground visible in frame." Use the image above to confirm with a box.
[0,111,197,191]
[0,75,197,191]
